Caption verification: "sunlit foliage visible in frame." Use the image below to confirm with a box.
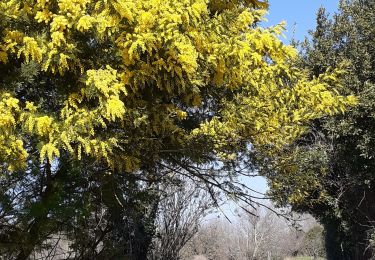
[0,0,355,173]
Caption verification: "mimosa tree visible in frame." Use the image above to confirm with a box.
[0,0,355,258]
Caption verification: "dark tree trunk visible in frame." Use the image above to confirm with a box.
[324,187,375,260]
[98,173,159,260]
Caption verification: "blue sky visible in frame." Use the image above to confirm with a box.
[265,0,340,42]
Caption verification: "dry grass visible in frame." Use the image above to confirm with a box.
[284,257,325,260]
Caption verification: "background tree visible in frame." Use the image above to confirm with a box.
[181,207,323,260]
[149,177,215,260]
[263,1,375,259]
[300,226,326,259]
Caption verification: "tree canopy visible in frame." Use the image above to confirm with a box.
[0,0,355,172]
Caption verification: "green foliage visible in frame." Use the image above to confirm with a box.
[263,1,375,259]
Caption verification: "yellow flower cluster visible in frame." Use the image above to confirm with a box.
[0,0,356,172]
[0,93,28,171]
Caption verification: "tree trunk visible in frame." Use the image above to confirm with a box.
[16,162,61,260]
